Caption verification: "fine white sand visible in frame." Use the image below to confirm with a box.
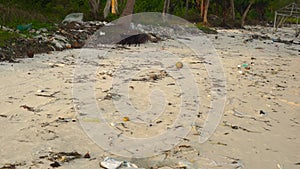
[0,26,299,169]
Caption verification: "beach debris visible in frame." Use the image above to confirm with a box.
[83,152,91,158]
[237,62,252,76]
[99,70,114,77]
[251,34,270,40]
[149,73,158,80]
[65,43,72,49]
[110,122,117,127]
[103,92,121,101]
[40,151,83,166]
[176,161,194,168]
[0,164,16,169]
[52,39,64,49]
[276,163,283,169]
[1,164,17,169]
[131,77,148,82]
[230,109,253,118]
[156,120,163,124]
[223,121,259,133]
[147,70,168,81]
[244,34,270,43]
[175,62,183,69]
[0,162,26,169]
[35,90,60,97]
[1,18,104,61]
[273,38,300,45]
[242,63,250,70]
[123,117,130,122]
[50,161,61,168]
[225,156,244,169]
[216,142,227,146]
[48,63,65,68]
[232,160,244,169]
[259,110,268,116]
[71,40,83,48]
[62,13,83,24]
[100,157,123,169]
[238,70,244,75]
[17,23,32,31]
[55,117,76,123]
[0,114,8,118]
[26,50,34,58]
[20,104,35,112]
[104,93,112,100]
[255,46,264,50]
[123,161,140,168]
[100,157,142,169]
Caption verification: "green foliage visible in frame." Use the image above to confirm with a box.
[30,20,57,30]
[105,13,119,22]
[0,4,48,27]
[134,0,164,13]
[0,30,20,47]
[0,0,92,24]
[1,0,300,32]
[195,23,218,34]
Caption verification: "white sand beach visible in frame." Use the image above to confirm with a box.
[0,26,299,169]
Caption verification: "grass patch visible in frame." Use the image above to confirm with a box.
[195,23,218,34]
[29,20,57,31]
[0,4,48,27]
[0,30,20,46]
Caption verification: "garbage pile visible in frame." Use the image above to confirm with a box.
[0,13,105,62]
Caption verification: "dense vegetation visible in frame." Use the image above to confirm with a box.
[0,0,299,28]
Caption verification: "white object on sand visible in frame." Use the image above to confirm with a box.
[62,13,83,24]
[100,157,123,169]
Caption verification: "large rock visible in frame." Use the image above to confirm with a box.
[62,13,83,24]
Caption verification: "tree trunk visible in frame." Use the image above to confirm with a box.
[103,0,112,18]
[89,0,101,20]
[230,0,235,20]
[118,0,136,29]
[241,1,253,27]
[112,0,118,14]
[120,0,136,17]
[203,0,209,25]
[185,0,189,17]
[167,0,170,13]
[196,0,200,8]
[163,0,169,15]
[200,0,204,18]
